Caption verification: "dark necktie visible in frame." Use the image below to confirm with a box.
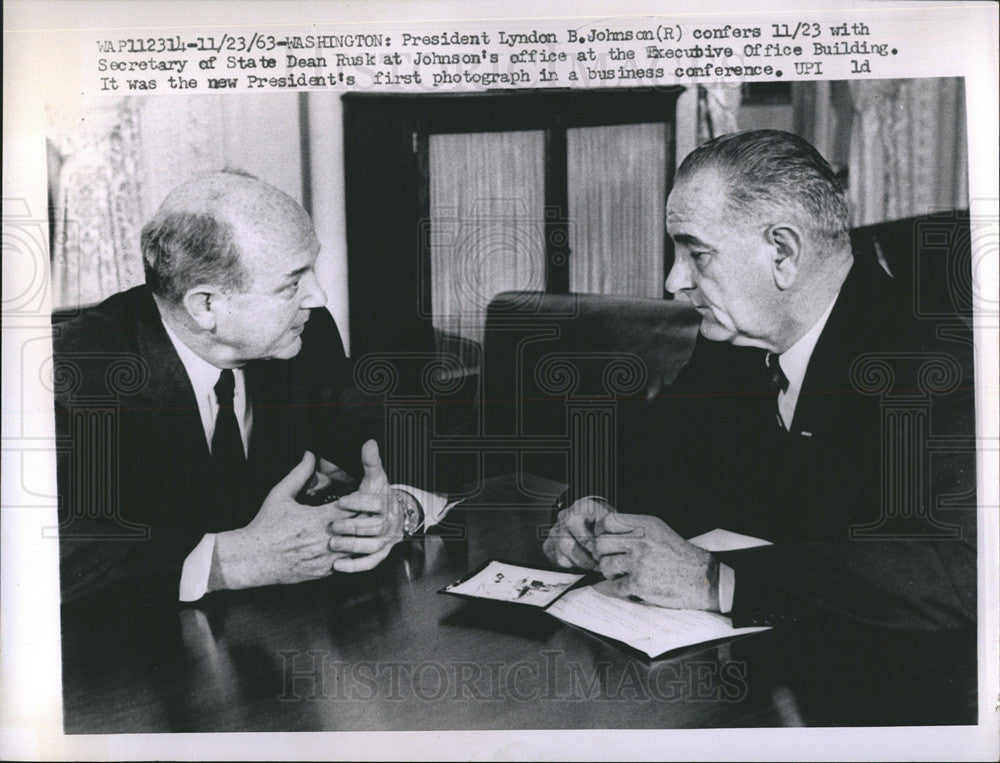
[211,369,248,523]
[766,352,790,429]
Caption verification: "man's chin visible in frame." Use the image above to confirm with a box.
[701,325,768,350]
[271,335,303,359]
[698,319,735,343]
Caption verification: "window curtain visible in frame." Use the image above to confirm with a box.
[47,94,303,309]
[428,130,546,367]
[48,98,146,309]
[567,123,666,298]
[697,83,742,143]
[847,78,968,225]
[792,80,854,176]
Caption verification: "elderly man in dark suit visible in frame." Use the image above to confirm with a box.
[543,130,976,631]
[55,172,439,606]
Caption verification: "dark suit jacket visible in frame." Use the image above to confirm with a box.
[53,285,380,607]
[612,255,976,631]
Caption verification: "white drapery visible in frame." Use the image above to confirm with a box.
[428,124,672,366]
[567,123,666,298]
[47,94,304,309]
[428,130,546,363]
[847,78,968,226]
[697,83,742,144]
[48,99,146,309]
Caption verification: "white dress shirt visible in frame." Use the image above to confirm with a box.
[162,321,252,453]
[716,294,839,613]
[161,322,250,602]
[161,320,454,602]
[772,296,838,432]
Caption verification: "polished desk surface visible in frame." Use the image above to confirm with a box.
[61,475,977,733]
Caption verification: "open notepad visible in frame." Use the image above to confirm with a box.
[546,528,772,659]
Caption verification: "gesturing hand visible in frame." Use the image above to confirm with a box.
[594,513,720,611]
[542,497,614,570]
[211,451,354,591]
[327,440,405,573]
[298,457,356,504]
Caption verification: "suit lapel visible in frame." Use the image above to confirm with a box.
[245,362,274,467]
[245,357,302,490]
[791,256,890,438]
[129,290,320,519]
[132,288,212,472]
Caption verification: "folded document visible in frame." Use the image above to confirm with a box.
[548,584,769,659]
[547,528,772,658]
[440,528,773,660]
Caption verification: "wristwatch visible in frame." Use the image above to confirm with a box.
[392,488,423,539]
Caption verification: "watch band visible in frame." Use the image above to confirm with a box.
[393,488,423,539]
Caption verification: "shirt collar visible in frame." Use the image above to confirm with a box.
[160,317,229,401]
[777,295,838,392]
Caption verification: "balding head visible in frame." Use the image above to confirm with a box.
[141,171,318,303]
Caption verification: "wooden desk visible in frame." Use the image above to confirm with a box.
[61,474,976,732]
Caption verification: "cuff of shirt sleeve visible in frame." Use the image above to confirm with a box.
[390,485,460,529]
[554,490,615,512]
[179,533,216,602]
[718,562,735,614]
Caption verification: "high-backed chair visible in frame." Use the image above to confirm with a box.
[471,209,973,490]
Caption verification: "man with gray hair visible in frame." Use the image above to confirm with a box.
[55,172,441,606]
[544,130,976,631]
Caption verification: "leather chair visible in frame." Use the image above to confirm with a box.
[471,292,700,485]
[473,209,972,485]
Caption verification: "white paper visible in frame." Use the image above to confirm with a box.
[545,527,771,658]
[443,560,586,607]
[688,528,773,553]
[548,584,770,659]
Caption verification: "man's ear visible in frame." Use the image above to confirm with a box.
[181,286,220,331]
[766,223,804,290]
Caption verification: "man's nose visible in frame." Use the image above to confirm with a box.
[298,269,327,308]
[664,254,693,296]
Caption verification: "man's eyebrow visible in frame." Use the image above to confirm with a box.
[282,265,310,280]
[672,233,713,249]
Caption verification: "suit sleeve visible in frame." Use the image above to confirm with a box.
[298,308,383,481]
[55,397,206,608]
[716,535,975,630]
[52,309,215,609]
[610,336,751,535]
[717,379,977,632]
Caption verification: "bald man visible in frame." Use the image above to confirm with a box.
[54,172,442,606]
